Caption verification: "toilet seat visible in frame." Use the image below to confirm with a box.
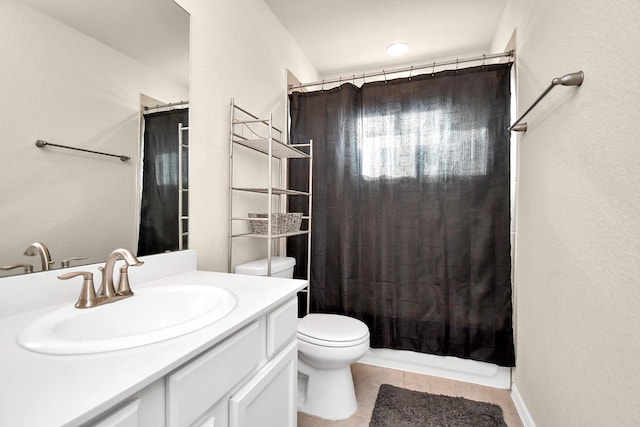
[297,314,369,348]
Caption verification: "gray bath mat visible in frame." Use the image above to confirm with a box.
[370,384,507,427]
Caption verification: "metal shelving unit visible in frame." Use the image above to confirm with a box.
[178,122,189,250]
[228,99,313,313]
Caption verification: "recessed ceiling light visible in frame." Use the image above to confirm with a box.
[386,42,409,56]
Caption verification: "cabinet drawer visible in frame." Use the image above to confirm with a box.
[266,298,298,358]
[166,322,261,427]
[86,379,165,427]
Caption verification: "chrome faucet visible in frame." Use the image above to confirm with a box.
[58,248,144,309]
[24,242,54,271]
[98,248,144,299]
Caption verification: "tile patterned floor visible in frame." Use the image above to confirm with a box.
[297,363,524,427]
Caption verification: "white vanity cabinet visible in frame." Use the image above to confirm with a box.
[166,322,262,427]
[0,255,308,427]
[84,297,298,427]
[167,296,299,427]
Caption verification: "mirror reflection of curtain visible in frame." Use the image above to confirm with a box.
[138,109,188,256]
[288,64,515,366]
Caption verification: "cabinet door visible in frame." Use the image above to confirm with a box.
[229,341,297,427]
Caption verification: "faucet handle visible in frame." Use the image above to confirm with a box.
[116,265,134,296]
[58,271,96,309]
[1,264,34,274]
[61,257,88,268]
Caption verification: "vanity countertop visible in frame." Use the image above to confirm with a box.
[0,270,306,426]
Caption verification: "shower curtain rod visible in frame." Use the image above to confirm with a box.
[143,100,189,114]
[289,50,514,91]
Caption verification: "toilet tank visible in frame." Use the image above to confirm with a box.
[234,257,296,278]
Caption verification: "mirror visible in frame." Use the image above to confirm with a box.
[0,0,189,277]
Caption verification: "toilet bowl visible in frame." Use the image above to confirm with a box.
[297,313,370,420]
[235,257,370,420]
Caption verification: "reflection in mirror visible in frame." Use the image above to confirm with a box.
[0,0,189,277]
[138,105,189,256]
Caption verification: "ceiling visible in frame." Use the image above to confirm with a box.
[16,0,508,87]
[264,0,508,78]
[17,0,190,88]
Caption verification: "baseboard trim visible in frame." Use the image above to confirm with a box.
[511,384,536,427]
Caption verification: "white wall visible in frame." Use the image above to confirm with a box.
[173,0,319,272]
[493,0,640,425]
[0,0,187,275]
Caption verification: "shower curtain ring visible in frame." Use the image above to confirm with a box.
[339,76,342,88]
[322,80,325,90]
[353,74,356,85]
[482,54,486,67]
[456,58,459,72]
[383,70,387,83]
[409,65,413,80]
[432,62,436,76]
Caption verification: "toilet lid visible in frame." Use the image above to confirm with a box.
[297,314,369,346]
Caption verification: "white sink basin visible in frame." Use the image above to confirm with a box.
[17,285,237,355]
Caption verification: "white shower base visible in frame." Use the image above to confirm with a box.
[359,348,511,389]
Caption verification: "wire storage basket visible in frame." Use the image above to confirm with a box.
[248,213,303,234]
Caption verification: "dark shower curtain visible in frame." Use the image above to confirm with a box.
[288,64,515,367]
[138,108,188,256]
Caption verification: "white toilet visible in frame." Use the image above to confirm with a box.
[235,257,370,420]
